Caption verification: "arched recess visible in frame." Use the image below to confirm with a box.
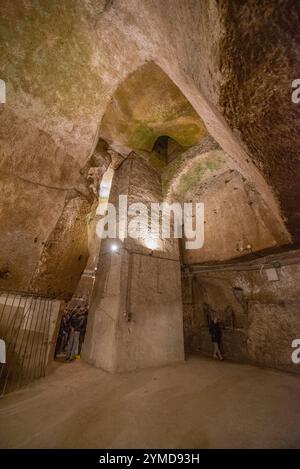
[96,60,290,248]
[98,61,208,155]
[82,61,290,373]
[160,137,291,264]
[155,58,291,238]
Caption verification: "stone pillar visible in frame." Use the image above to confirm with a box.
[82,153,184,372]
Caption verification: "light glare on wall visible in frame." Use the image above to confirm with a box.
[144,238,158,251]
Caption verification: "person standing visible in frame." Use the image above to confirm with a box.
[209,317,223,360]
[66,312,81,361]
[65,305,89,361]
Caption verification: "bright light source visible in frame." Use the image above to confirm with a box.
[99,184,110,198]
[111,243,118,252]
[144,238,158,251]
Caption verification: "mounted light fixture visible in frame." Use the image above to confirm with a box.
[111,243,118,252]
[144,238,158,251]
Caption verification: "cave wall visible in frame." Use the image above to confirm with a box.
[1,0,299,297]
[162,137,290,263]
[99,61,208,153]
[182,251,300,374]
[217,0,300,240]
[0,107,109,296]
[183,170,289,264]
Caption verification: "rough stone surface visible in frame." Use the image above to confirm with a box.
[0,0,300,387]
[100,62,208,153]
[82,154,184,372]
[1,0,299,296]
[217,0,300,240]
[183,251,300,374]
[161,137,289,263]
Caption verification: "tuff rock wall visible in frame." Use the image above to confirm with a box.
[182,251,300,374]
[1,0,299,296]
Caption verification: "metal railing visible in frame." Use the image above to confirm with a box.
[0,290,60,396]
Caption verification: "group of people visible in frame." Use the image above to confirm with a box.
[55,304,88,362]
[56,302,223,362]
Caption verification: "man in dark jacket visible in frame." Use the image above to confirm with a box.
[66,310,86,361]
[209,317,223,360]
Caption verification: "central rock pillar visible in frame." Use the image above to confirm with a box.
[82,153,184,372]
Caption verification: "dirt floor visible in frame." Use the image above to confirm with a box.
[0,355,300,449]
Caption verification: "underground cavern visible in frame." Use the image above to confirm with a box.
[0,0,300,454]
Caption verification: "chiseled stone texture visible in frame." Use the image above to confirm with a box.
[82,154,184,372]
[162,137,290,263]
[217,0,300,240]
[183,251,300,374]
[1,0,298,296]
[0,107,109,296]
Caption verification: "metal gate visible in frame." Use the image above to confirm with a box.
[0,290,61,396]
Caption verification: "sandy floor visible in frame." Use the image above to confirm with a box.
[0,355,300,449]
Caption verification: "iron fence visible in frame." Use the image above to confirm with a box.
[0,290,61,396]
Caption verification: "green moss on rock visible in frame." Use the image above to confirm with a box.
[0,0,103,120]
